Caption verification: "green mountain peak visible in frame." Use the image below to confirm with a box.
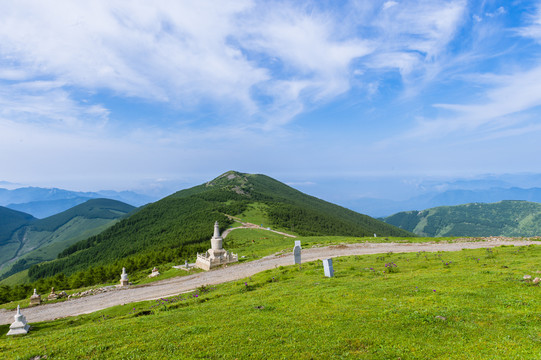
[205,171,254,196]
[25,172,411,286]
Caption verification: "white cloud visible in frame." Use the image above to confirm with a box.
[373,0,466,59]
[372,2,541,148]
[0,81,109,130]
[0,0,470,131]
[234,3,373,126]
[358,0,468,100]
[517,3,541,43]
[485,6,506,18]
[0,1,267,117]
[383,1,398,11]
[382,64,541,143]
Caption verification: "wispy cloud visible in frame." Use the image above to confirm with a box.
[286,181,316,186]
[517,3,541,42]
[380,3,541,144]
[0,81,109,130]
[0,0,471,131]
[0,1,267,109]
[236,3,373,127]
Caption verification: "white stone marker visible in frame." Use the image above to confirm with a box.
[120,267,129,286]
[323,258,334,278]
[293,241,301,265]
[7,305,30,336]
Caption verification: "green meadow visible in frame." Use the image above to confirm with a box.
[1,244,540,359]
[225,228,475,261]
[0,232,463,311]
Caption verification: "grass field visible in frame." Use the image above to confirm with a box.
[1,244,540,359]
[236,202,270,228]
[224,228,473,262]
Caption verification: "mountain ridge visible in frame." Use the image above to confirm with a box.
[0,198,135,280]
[0,186,154,218]
[345,187,541,217]
[382,200,541,237]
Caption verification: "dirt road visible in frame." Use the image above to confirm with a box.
[0,239,536,325]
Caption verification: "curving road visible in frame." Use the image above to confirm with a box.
[0,239,537,325]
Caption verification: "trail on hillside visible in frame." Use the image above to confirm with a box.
[222,216,296,238]
[0,239,538,325]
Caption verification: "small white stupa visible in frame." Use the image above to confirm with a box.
[29,289,41,306]
[120,267,129,286]
[7,305,30,336]
[195,221,238,271]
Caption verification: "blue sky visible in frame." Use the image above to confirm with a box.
[1,0,541,203]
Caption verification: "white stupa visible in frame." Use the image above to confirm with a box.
[195,221,238,270]
[120,267,129,286]
[7,305,30,336]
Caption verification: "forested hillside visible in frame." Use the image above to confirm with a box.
[0,199,135,280]
[0,171,412,303]
[383,200,541,237]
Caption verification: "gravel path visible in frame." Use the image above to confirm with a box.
[0,239,537,325]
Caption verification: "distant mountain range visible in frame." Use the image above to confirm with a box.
[382,200,541,237]
[0,187,155,218]
[344,187,541,217]
[0,199,135,280]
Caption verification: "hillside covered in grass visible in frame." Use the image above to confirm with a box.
[1,245,540,359]
[383,200,541,237]
[0,207,36,265]
[16,171,410,297]
[0,199,135,280]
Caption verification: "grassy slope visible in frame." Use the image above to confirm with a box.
[0,207,36,265]
[237,202,271,227]
[0,218,121,281]
[225,228,442,262]
[0,199,135,279]
[383,200,541,237]
[1,245,540,359]
[0,269,29,286]
[241,173,413,237]
[0,207,35,241]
